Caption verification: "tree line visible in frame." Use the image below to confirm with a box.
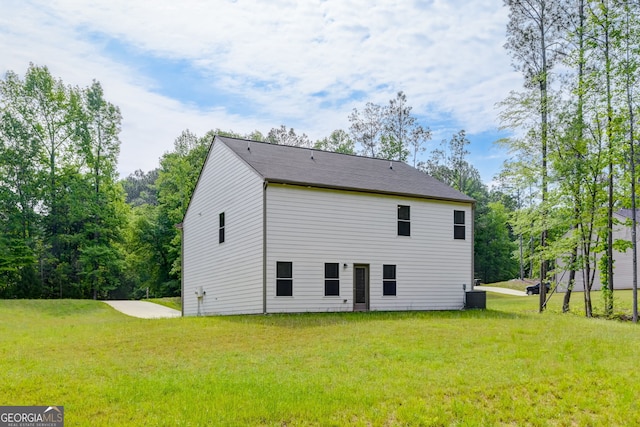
[0,64,517,300]
[500,0,639,320]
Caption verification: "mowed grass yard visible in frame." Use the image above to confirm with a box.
[1,292,639,426]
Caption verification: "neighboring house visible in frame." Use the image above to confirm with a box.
[557,209,639,292]
[180,136,475,316]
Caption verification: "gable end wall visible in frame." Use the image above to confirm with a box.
[182,141,264,315]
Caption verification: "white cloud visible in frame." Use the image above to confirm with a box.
[1,0,524,179]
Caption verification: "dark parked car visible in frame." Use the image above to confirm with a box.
[526,282,551,295]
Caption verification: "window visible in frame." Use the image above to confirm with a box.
[398,205,410,236]
[383,264,396,296]
[219,212,225,244]
[324,263,340,296]
[454,210,465,240]
[276,262,293,296]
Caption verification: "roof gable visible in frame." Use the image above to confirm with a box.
[217,136,474,203]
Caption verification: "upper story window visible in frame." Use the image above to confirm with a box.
[454,210,465,240]
[324,263,340,296]
[397,205,410,236]
[219,212,225,244]
[276,261,293,296]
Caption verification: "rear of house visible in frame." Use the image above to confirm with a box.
[181,136,474,316]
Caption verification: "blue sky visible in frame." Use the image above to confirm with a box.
[1,0,523,184]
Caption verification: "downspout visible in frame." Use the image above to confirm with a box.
[175,222,184,317]
[471,202,475,290]
[263,181,268,314]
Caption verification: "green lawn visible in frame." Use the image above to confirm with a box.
[1,295,639,426]
[483,279,533,291]
[147,297,182,311]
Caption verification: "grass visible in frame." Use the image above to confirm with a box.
[146,297,181,311]
[483,279,534,291]
[1,295,639,426]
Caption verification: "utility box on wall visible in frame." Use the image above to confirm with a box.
[465,290,486,309]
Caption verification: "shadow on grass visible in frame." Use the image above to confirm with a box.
[216,307,529,329]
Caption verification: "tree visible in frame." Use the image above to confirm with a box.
[475,202,519,283]
[348,102,385,157]
[0,83,43,296]
[314,129,355,154]
[77,80,125,299]
[155,130,210,295]
[121,169,159,207]
[123,203,174,298]
[423,131,475,194]
[383,91,431,165]
[0,64,128,299]
[504,0,568,311]
[619,0,640,322]
[349,92,430,162]
[267,125,311,147]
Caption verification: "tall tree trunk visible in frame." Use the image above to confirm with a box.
[623,0,638,323]
[563,244,577,313]
[605,6,615,317]
[583,242,593,317]
[566,0,586,314]
[539,10,549,313]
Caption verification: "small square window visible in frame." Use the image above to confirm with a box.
[324,263,340,296]
[383,264,397,296]
[325,263,339,279]
[277,280,292,296]
[383,264,396,279]
[383,281,397,296]
[277,261,292,278]
[398,205,410,220]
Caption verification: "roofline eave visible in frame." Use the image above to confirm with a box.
[263,179,475,205]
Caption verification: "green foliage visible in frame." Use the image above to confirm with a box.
[124,204,175,297]
[121,169,159,206]
[475,202,519,283]
[152,130,210,294]
[378,134,409,162]
[313,129,355,154]
[266,125,311,147]
[498,1,640,316]
[348,91,430,163]
[0,64,127,299]
[422,130,481,196]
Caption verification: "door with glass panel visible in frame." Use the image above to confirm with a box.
[353,264,369,311]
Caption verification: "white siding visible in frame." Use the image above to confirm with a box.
[182,141,264,315]
[558,214,638,292]
[265,184,473,313]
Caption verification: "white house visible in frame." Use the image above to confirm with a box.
[180,136,475,316]
[557,209,639,292]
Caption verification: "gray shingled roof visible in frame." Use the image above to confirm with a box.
[218,136,475,203]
